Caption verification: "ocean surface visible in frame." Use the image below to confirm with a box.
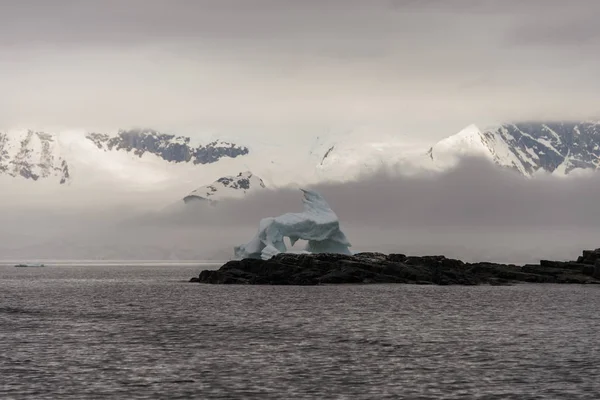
[1,263,599,399]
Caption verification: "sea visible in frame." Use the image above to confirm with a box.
[1,262,599,399]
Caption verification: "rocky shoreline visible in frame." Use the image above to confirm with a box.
[191,249,600,286]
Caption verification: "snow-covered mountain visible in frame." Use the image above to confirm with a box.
[6,121,600,262]
[427,122,600,176]
[4,121,600,200]
[0,130,71,184]
[183,171,266,204]
[86,128,248,165]
[0,126,407,197]
[0,128,251,195]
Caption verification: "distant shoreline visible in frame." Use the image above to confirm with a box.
[1,260,225,267]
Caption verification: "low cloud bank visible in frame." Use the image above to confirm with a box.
[4,157,600,263]
[147,157,600,229]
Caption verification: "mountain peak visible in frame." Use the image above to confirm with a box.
[0,130,71,184]
[427,124,492,168]
[183,171,267,204]
[428,121,600,176]
[0,128,251,186]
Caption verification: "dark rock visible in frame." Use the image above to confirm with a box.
[577,249,600,265]
[354,252,388,262]
[192,249,600,286]
[388,254,407,262]
[86,129,249,165]
[594,262,600,280]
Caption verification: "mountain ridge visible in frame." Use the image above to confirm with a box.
[0,128,251,187]
[427,121,600,176]
[87,128,248,165]
[3,121,600,200]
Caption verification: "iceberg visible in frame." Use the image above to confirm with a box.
[234,189,352,260]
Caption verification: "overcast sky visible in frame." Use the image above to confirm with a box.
[1,0,599,145]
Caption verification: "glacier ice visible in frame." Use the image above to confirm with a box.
[234,189,352,260]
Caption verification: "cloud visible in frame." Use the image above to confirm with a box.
[1,1,599,143]
[3,2,600,263]
[76,157,600,264]
[4,157,600,263]
[145,157,600,229]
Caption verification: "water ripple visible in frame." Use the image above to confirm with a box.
[1,265,599,399]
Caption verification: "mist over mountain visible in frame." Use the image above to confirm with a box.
[5,154,600,264]
[4,121,600,201]
[5,121,600,264]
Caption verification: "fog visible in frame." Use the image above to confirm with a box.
[153,158,600,229]
[3,158,600,264]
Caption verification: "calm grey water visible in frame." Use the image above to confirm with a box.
[1,264,599,399]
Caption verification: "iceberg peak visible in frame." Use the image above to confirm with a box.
[234,189,351,260]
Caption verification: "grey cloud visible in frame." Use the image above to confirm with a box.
[147,157,600,230]
[392,0,596,14]
[0,0,393,48]
[119,157,600,263]
[2,1,597,52]
[5,157,600,264]
[392,0,600,50]
[508,17,600,47]
[3,1,600,263]
[1,1,600,143]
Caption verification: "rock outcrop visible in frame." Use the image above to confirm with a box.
[87,129,249,164]
[191,249,600,285]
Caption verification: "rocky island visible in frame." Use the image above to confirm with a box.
[191,249,600,285]
[192,189,600,285]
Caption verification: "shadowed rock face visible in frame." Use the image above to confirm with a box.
[192,250,600,285]
[87,129,249,164]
